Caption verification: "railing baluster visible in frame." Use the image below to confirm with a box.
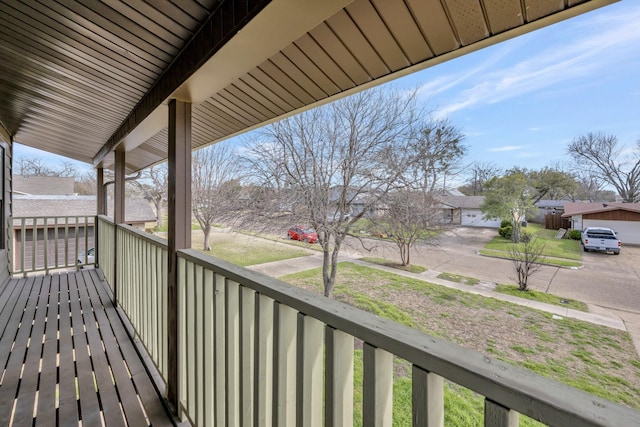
[273,303,297,426]
[240,287,255,427]
[195,264,204,426]
[254,294,274,426]
[203,268,215,427]
[363,343,393,427]
[485,399,519,427]
[412,365,444,427]
[325,327,354,427]
[214,273,227,425]
[296,314,323,427]
[226,280,240,425]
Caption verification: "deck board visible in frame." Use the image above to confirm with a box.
[0,270,174,426]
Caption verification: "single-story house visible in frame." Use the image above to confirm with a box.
[12,195,156,271]
[562,202,640,245]
[438,196,501,228]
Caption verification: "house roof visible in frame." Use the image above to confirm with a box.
[14,176,75,196]
[13,196,156,224]
[0,0,614,174]
[561,202,640,217]
[438,196,485,210]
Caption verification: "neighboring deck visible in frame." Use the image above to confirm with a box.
[0,269,174,426]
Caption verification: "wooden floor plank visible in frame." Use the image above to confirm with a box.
[81,270,151,426]
[57,273,81,426]
[67,272,103,427]
[88,270,174,427]
[35,273,61,427]
[12,275,51,425]
[0,276,39,425]
[76,271,126,427]
[0,270,174,427]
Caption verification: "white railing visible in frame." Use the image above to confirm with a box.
[97,216,115,289]
[116,223,169,385]
[100,220,640,427]
[11,215,94,276]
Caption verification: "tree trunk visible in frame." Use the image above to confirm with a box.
[154,198,163,228]
[203,224,211,251]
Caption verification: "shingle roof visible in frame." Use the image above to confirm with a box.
[13,196,156,223]
[561,202,640,217]
[14,176,75,196]
[438,196,485,209]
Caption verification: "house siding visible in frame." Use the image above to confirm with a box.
[0,138,11,285]
[584,211,640,221]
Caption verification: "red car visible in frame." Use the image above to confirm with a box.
[287,226,318,243]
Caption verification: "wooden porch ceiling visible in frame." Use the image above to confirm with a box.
[0,0,619,174]
[0,269,173,426]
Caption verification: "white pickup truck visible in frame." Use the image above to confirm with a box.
[581,227,621,255]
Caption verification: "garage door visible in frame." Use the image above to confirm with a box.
[583,220,640,245]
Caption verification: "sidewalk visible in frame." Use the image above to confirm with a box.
[248,252,628,332]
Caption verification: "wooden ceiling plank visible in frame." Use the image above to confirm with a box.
[483,0,525,34]
[245,68,303,111]
[281,43,342,97]
[0,7,157,88]
[345,0,409,72]
[372,0,434,63]
[524,0,564,21]
[443,0,490,46]
[219,85,272,123]
[269,52,327,101]
[292,34,355,91]
[308,22,371,86]
[232,79,288,116]
[326,9,389,78]
[405,0,459,55]
[258,61,316,106]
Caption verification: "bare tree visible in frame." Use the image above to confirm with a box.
[246,87,425,298]
[131,164,168,228]
[407,118,466,194]
[508,235,546,291]
[567,133,640,202]
[16,156,77,177]
[192,144,241,251]
[459,162,502,195]
[372,190,441,266]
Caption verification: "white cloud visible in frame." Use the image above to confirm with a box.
[489,145,526,152]
[432,3,640,115]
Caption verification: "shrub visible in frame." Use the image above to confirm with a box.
[520,231,532,243]
[567,229,582,240]
[499,224,512,240]
[500,219,511,228]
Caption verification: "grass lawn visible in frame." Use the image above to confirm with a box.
[359,257,427,273]
[281,262,640,425]
[495,284,589,312]
[483,224,583,266]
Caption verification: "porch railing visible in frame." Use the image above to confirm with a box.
[102,220,640,426]
[11,215,94,276]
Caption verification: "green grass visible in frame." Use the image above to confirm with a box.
[281,262,640,422]
[495,284,589,312]
[483,223,583,266]
[359,257,427,273]
[190,229,311,266]
[437,272,480,286]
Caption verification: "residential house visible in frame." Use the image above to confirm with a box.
[562,202,640,245]
[438,195,501,228]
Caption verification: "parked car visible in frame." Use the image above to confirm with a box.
[581,227,621,255]
[77,247,95,265]
[287,226,318,243]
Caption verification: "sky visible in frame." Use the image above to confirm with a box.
[14,0,640,177]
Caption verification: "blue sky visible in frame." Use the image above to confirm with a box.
[15,0,640,177]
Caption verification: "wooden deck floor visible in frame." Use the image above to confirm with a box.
[0,269,174,426]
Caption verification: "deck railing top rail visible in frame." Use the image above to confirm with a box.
[177,247,640,426]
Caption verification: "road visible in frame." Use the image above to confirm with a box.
[340,227,640,315]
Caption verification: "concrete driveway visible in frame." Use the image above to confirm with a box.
[342,227,640,314]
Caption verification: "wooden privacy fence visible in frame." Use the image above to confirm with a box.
[104,222,640,427]
[545,213,571,230]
